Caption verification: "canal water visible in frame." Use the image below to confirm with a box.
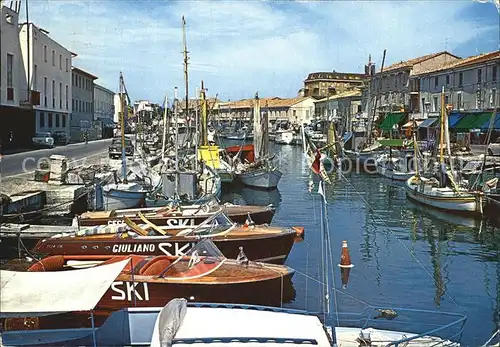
[221,141,500,346]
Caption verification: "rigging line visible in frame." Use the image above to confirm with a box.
[340,174,460,307]
[324,192,340,328]
[319,191,326,320]
[332,287,371,307]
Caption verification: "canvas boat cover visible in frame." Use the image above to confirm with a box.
[0,258,130,318]
[150,298,188,347]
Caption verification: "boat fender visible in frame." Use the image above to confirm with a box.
[292,226,305,239]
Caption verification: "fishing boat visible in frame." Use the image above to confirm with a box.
[236,93,282,189]
[404,89,485,214]
[102,182,147,210]
[101,74,149,210]
[11,239,295,317]
[74,201,276,227]
[238,164,283,189]
[375,144,415,181]
[33,210,299,264]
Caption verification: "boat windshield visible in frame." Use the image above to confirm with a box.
[179,209,234,236]
[160,238,225,278]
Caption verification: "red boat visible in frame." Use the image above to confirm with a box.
[5,239,295,328]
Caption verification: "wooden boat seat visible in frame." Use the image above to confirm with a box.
[27,255,65,272]
[139,256,172,276]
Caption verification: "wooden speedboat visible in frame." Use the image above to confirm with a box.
[74,202,276,227]
[33,211,299,264]
[6,240,295,328]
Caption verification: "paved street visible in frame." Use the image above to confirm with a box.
[0,139,112,177]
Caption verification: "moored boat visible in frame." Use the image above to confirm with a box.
[102,182,147,210]
[238,166,282,190]
[33,211,299,264]
[405,175,485,214]
[10,239,295,318]
[75,202,276,227]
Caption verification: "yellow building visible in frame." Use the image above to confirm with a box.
[303,71,367,99]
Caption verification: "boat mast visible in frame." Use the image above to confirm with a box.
[161,93,168,161]
[174,86,179,197]
[367,49,386,146]
[195,85,199,172]
[439,86,445,165]
[200,81,208,146]
[182,16,190,148]
[119,72,128,184]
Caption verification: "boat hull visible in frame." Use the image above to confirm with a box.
[376,163,415,181]
[77,206,276,227]
[33,231,296,264]
[238,168,282,189]
[225,144,254,163]
[404,177,484,213]
[103,188,146,210]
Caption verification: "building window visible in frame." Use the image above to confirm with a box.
[62,114,66,128]
[56,114,60,127]
[477,69,482,84]
[446,75,450,85]
[434,76,438,87]
[59,54,62,69]
[33,64,38,91]
[457,92,463,109]
[459,72,463,87]
[433,96,439,112]
[444,94,449,105]
[492,89,497,107]
[52,80,56,107]
[59,83,62,108]
[48,113,53,127]
[6,53,13,87]
[72,98,75,110]
[43,45,47,62]
[44,77,48,106]
[493,66,497,82]
[65,85,68,109]
[65,58,69,72]
[52,50,55,66]
[39,112,45,127]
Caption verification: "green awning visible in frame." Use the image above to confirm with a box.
[377,138,413,147]
[453,112,493,131]
[379,112,405,131]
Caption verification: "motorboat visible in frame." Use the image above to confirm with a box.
[33,210,299,264]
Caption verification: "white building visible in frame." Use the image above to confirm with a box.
[94,84,115,121]
[113,92,130,124]
[19,22,74,136]
[1,4,24,108]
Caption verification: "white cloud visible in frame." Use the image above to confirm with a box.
[19,0,499,103]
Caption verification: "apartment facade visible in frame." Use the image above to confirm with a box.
[0,4,35,148]
[369,51,461,118]
[416,51,499,118]
[217,96,315,124]
[18,22,73,137]
[94,84,114,121]
[314,90,364,131]
[303,71,366,99]
[71,66,97,141]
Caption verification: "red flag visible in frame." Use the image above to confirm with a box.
[311,150,321,174]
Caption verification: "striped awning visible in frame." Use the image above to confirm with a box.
[453,112,493,131]
[448,112,464,128]
[379,112,405,130]
[480,112,500,130]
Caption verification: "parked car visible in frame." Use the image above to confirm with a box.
[52,131,69,145]
[32,132,54,148]
[108,137,134,159]
[488,138,500,156]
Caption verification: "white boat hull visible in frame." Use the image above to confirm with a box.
[376,163,415,181]
[239,168,282,189]
[404,176,484,213]
[102,183,146,210]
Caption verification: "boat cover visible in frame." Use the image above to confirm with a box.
[0,258,130,318]
[150,298,188,347]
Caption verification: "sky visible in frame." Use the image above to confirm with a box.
[18,0,500,104]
